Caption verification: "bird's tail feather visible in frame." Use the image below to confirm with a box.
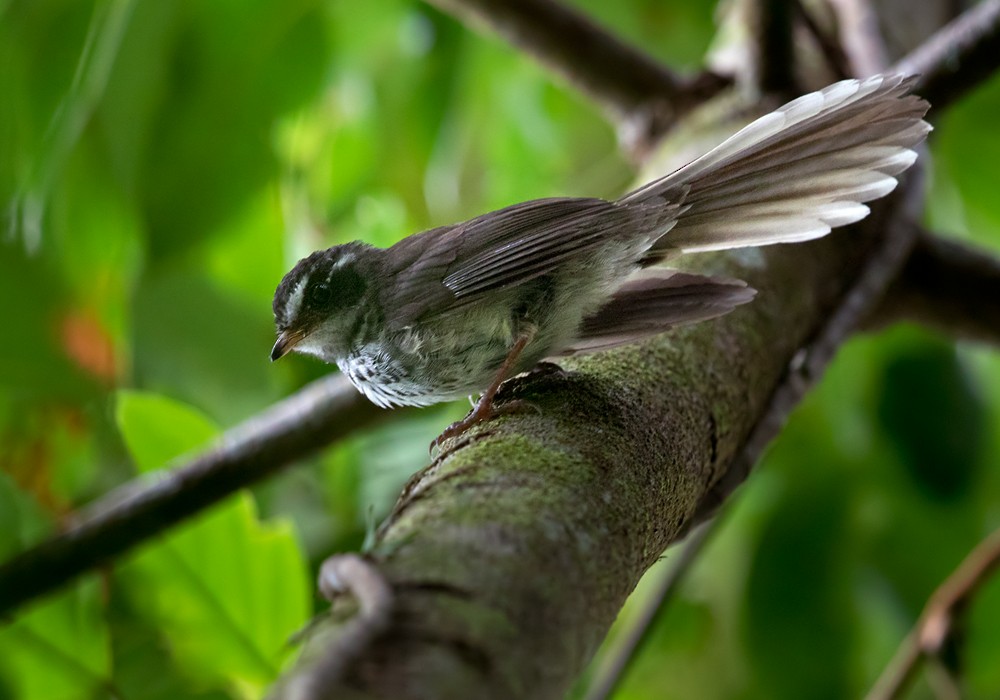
[618,74,930,260]
[557,269,756,356]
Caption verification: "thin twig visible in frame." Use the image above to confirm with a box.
[582,520,718,700]
[866,527,1000,700]
[829,0,890,75]
[792,0,851,80]
[422,0,730,148]
[867,231,1000,348]
[281,554,395,699]
[893,0,1000,113]
[0,375,387,616]
[926,657,963,700]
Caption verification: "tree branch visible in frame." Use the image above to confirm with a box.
[421,0,730,148]
[866,527,1000,700]
[892,0,1000,113]
[829,0,890,76]
[792,0,851,81]
[289,555,396,697]
[749,0,798,95]
[0,375,386,616]
[867,231,1000,347]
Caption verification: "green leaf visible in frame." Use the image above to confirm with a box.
[966,570,1000,697]
[877,335,986,501]
[114,390,310,694]
[131,271,279,426]
[0,463,53,560]
[935,75,1000,242]
[0,578,110,700]
[0,442,112,700]
[117,494,310,695]
[742,472,855,700]
[115,390,219,473]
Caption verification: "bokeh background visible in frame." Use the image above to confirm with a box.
[2,0,1000,698]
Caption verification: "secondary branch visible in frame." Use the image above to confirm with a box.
[868,231,1000,348]
[893,0,1000,112]
[422,0,729,146]
[750,0,798,94]
[0,375,386,615]
[866,527,1000,700]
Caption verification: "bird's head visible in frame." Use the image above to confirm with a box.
[271,242,376,363]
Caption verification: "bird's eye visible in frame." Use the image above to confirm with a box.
[333,266,366,307]
[307,282,333,307]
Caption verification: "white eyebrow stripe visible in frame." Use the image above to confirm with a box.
[285,273,310,321]
[328,253,355,279]
[283,250,357,322]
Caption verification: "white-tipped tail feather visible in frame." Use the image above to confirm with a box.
[622,74,931,258]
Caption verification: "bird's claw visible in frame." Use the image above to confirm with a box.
[429,398,540,454]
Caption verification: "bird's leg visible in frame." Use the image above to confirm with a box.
[433,328,536,448]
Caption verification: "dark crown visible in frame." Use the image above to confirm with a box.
[272,242,373,329]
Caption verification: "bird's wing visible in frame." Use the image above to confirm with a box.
[438,197,631,297]
[383,196,677,327]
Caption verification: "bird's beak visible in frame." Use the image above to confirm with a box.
[270,328,307,362]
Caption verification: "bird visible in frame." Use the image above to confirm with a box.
[271,74,930,443]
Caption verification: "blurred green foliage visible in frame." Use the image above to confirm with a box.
[1,0,999,698]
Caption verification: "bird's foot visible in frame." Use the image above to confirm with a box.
[430,397,496,453]
[430,331,539,454]
[429,398,540,454]
[524,361,567,379]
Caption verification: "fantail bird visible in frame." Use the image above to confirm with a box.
[271,74,930,442]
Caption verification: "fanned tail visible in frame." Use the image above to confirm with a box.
[619,74,930,261]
